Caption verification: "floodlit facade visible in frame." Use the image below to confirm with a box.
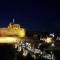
[0,20,26,43]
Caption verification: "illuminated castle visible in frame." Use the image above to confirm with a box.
[0,19,26,37]
[0,19,26,43]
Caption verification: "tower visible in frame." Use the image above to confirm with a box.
[13,18,15,23]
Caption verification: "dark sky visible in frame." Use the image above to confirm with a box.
[0,0,60,32]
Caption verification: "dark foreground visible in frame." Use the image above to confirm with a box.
[0,44,60,60]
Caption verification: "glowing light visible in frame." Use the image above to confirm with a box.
[18,28,25,37]
[17,47,22,52]
[23,48,28,56]
[15,44,18,48]
[0,37,19,43]
[50,33,54,37]
[51,43,55,47]
[45,37,52,43]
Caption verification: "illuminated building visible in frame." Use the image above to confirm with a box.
[0,19,26,43]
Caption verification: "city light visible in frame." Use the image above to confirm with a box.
[0,37,19,43]
[23,48,28,56]
[50,33,54,37]
[45,37,52,43]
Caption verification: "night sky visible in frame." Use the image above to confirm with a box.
[0,0,60,32]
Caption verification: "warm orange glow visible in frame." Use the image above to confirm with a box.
[0,37,19,43]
